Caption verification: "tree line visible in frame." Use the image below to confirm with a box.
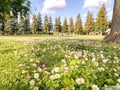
[0,4,110,35]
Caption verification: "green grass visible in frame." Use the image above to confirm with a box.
[0,35,119,90]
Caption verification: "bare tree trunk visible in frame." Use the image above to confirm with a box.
[104,0,120,43]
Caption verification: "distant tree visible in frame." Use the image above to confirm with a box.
[68,17,74,34]
[24,14,30,34]
[95,4,109,35]
[37,12,42,34]
[18,17,25,34]
[84,11,95,35]
[75,13,83,34]
[4,15,12,34]
[54,17,61,34]
[43,15,49,34]
[48,16,53,34]
[62,17,68,33]
[31,15,37,34]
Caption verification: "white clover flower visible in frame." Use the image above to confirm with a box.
[37,67,42,72]
[98,67,105,72]
[94,62,98,66]
[33,87,39,90]
[75,78,85,85]
[102,59,108,63]
[22,70,27,74]
[117,79,120,83]
[29,80,35,85]
[30,59,34,62]
[64,67,69,72]
[92,85,99,90]
[54,74,60,79]
[61,59,66,63]
[50,75,55,80]
[34,73,39,79]
[54,67,60,73]
[32,63,37,67]
[115,73,119,77]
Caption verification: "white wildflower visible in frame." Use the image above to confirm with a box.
[29,80,35,85]
[75,78,85,85]
[34,73,39,79]
[92,85,99,90]
[33,87,39,90]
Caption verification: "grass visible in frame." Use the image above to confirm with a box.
[0,35,119,90]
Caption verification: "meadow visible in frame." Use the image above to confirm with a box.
[0,35,120,90]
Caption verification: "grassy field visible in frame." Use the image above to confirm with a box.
[0,35,120,90]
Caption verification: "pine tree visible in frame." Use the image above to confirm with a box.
[37,12,42,34]
[24,14,30,34]
[68,17,74,34]
[54,17,61,34]
[43,15,49,34]
[4,14,12,34]
[75,13,83,34]
[18,17,24,34]
[31,15,37,34]
[84,11,94,35]
[48,16,53,34]
[62,17,68,33]
[95,4,109,35]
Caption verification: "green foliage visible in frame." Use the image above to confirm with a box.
[0,0,30,20]
[75,13,83,34]
[84,11,95,35]
[95,4,109,34]
[43,15,49,34]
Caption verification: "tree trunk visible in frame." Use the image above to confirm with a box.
[104,0,120,43]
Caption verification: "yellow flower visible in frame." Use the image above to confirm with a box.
[75,78,85,85]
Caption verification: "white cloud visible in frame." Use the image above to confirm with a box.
[83,0,111,9]
[42,0,66,14]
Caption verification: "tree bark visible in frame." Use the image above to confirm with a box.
[104,0,120,43]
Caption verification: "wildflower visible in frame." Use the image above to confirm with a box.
[32,63,37,67]
[117,79,120,83]
[37,67,42,72]
[75,78,85,85]
[22,70,27,74]
[92,85,99,90]
[50,75,55,80]
[102,59,108,63]
[64,67,69,72]
[98,67,104,72]
[54,67,60,73]
[61,59,66,63]
[29,80,35,85]
[54,74,60,79]
[34,73,39,79]
[33,87,39,90]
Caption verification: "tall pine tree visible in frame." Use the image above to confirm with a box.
[75,13,83,34]
[68,17,74,34]
[48,16,53,34]
[54,17,61,34]
[37,12,42,34]
[95,4,109,35]
[43,15,49,34]
[31,15,37,34]
[62,17,68,33]
[84,11,94,35]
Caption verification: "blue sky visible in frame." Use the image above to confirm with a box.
[30,0,114,24]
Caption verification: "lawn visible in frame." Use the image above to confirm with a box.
[0,35,120,90]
